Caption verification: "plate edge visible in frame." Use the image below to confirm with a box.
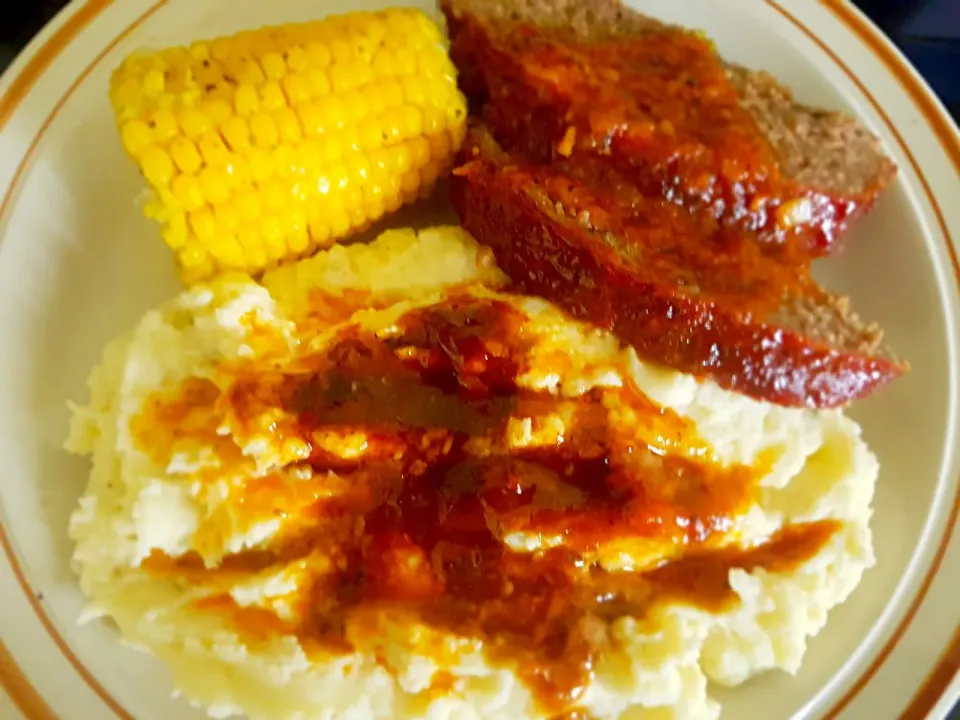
[0,1,957,719]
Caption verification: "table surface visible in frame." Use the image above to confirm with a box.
[0,1,957,719]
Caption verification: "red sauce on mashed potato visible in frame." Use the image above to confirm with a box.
[139,296,839,715]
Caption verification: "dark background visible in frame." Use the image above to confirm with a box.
[0,0,957,718]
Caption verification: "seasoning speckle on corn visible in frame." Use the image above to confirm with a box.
[111,9,468,282]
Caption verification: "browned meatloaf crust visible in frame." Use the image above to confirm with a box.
[451,124,905,409]
[443,0,898,256]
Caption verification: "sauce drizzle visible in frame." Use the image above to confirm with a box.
[137,296,840,715]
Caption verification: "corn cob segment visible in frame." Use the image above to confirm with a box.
[110,9,468,283]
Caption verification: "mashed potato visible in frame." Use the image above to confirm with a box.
[66,227,877,720]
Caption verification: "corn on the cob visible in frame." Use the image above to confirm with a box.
[110,8,468,283]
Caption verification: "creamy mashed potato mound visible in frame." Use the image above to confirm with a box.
[67,226,877,720]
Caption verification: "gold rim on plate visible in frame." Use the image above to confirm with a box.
[0,1,957,718]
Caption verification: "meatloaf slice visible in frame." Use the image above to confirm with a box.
[442,0,897,257]
[451,125,905,409]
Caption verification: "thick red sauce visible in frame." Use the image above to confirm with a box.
[137,296,839,715]
[531,157,812,317]
[457,17,871,253]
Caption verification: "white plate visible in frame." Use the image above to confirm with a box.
[0,1,958,718]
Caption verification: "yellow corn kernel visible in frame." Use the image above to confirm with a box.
[400,169,420,195]
[275,107,303,144]
[178,107,211,139]
[363,196,386,225]
[250,113,279,147]
[190,42,211,61]
[377,79,405,110]
[306,67,331,96]
[304,41,332,68]
[171,174,205,211]
[248,148,274,183]
[210,38,233,62]
[419,159,444,194]
[341,89,369,124]
[357,85,386,119]
[149,109,180,145]
[421,106,446,135]
[271,145,298,179]
[339,126,361,155]
[392,47,418,76]
[298,141,322,174]
[225,157,250,190]
[307,215,332,248]
[285,206,308,243]
[179,89,202,109]
[329,209,350,238]
[297,102,324,137]
[237,229,269,267]
[346,153,370,180]
[198,166,231,205]
[161,212,189,249]
[142,68,165,97]
[169,137,202,173]
[320,134,343,162]
[235,85,260,116]
[286,46,308,72]
[198,131,231,166]
[211,237,247,268]
[260,81,287,111]
[155,94,177,113]
[448,115,467,148]
[385,189,403,214]
[261,52,286,80]
[398,106,423,137]
[282,73,312,105]
[177,245,215,282]
[178,245,210,269]
[325,161,350,192]
[363,16,388,46]
[262,182,287,212]
[408,136,430,168]
[288,227,310,254]
[379,171,402,201]
[120,120,154,157]
[401,75,429,106]
[383,143,413,175]
[262,218,288,261]
[234,189,263,222]
[319,96,348,132]
[201,97,233,126]
[142,198,164,221]
[371,49,396,77]
[233,56,266,86]
[358,118,384,151]
[330,62,371,93]
[189,208,217,245]
[330,38,353,64]
[417,48,449,79]
[221,116,252,152]
[112,77,141,114]
[141,146,175,187]
[342,183,364,213]
[109,8,467,282]
[348,208,370,231]
[427,131,451,162]
[213,203,240,235]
